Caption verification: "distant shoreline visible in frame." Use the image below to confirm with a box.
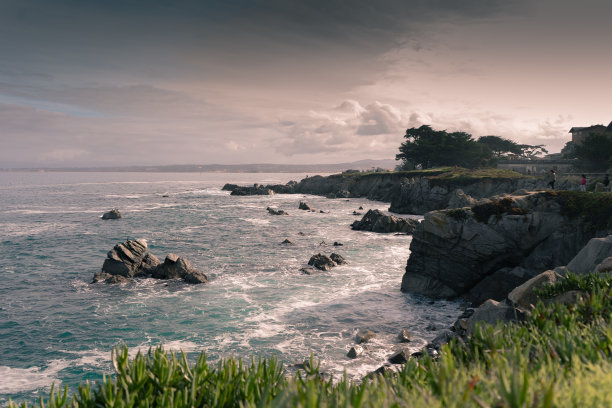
[0,159,397,174]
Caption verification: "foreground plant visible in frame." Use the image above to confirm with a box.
[10,275,612,407]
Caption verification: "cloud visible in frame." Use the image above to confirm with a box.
[274,100,407,157]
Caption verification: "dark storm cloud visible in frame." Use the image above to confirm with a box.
[0,0,525,79]
[1,0,611,167]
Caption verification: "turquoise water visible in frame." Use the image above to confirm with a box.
[0,172,459,404]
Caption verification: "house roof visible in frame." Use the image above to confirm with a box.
[569,124,608,133]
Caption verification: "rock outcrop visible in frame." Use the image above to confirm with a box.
[101,209,122,220]
[224,183,275,196]
[306,253,347,271]
[267,207,288,215]
[224,169,547,215]
[93,240,207,284]
[351,209,420,234]
[298,201,312,211]
[401,192,612,303]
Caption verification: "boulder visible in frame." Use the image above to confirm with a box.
[152,254,208,284]
[545,290,585,306]
[427,330,456,350]
[355,329,376,344]
[307,254,336,271]
[347,345,364,359]
[281,239,295,245]
[507,270,564,310]
[366,365,394,379]
[298,201,312,211]
[388,348,411,364]
[351,209,420,234]
[467,299,518,335]
[398,329,412,343]
[267,207,288,215]
[566,235,612,274]
[101,209,122,220]
[447,189,477,209]
[333,242,344,246]
[101,239,150,277]
[467,267,535,305]
[95,240,206,285]
[594,257,612,273]
[330,253,346,265]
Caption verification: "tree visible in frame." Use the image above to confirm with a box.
[561,141,576,159]
[574,133,612,171]
[396,125,493,169]
[477,136,522,158]
[517,144,548,159]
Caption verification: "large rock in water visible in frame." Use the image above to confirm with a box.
[101,209,122,220]
[151,253,208,283]
[94,240,206,284]
[351,209,420,234]
[400,192,612,303]
[100,239,156,277]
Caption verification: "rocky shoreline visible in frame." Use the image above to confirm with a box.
[224,170,612,368]
[222,168,557,214]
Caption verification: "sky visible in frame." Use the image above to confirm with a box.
[1,0,611,168]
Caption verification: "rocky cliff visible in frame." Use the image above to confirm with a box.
[225,168,550,215]
[400,191,612,304]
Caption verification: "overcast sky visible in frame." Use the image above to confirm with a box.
[1,0,611,167]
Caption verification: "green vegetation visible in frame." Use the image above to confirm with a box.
[574,133,612,171]
[534,271,612,299]
[471,197,530,223]
[396,125,494,169]
[551,190,612,232]
[11,274,612,408]
[447,208,471,221]
[395,126,549,170]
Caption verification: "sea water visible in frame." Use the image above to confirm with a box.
[0,172,459,404]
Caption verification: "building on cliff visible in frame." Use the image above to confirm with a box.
[569,121,612,145]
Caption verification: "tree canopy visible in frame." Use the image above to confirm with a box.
[574,133,612,171]
[396,125,493,169]
[477,135,522,158]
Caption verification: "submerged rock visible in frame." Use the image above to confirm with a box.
[388,348,411,364]
[101,209,122,220]
[307,253,336,271]
[398,329,412,343]
[267,207,288,215]
[355,329,376,344]
[298,201,312,211]
[347,345,364,359]
[330,253,347,265]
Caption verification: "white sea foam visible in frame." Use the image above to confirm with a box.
[0,360,68,393]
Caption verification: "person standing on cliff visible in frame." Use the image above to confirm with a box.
[580,174,587,192]
[547,169,556,190]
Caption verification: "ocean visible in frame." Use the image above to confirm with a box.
[0,172,459,404]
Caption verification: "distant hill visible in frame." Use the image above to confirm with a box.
[4,159,398,173]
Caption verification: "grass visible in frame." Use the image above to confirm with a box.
[551,190,612,232]
[10,273,612,408]
[471,197,530,223]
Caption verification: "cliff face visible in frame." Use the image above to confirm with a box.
[400,191,612,304]
[388,176,544,214]
[292,173,403,202]
[285,169,547,215]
